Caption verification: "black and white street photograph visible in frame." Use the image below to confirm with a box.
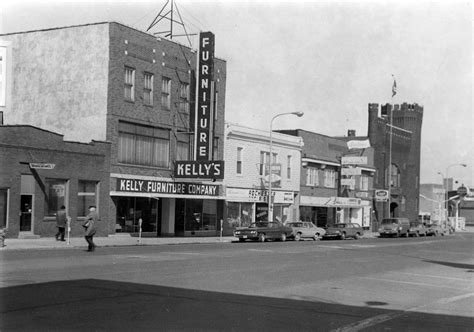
[0,0,472,330]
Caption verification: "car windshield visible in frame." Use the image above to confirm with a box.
[249,222,269,228]
[381,219,398,224]
[288,223,302,227]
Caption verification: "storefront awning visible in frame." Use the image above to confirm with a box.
[110,191,226,200]
[300,196,370,208]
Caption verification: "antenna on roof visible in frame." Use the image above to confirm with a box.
[146,0,196,47]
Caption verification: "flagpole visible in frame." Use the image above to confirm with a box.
[388,75,396,218]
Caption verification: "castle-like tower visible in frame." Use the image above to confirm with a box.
[368,103,423,222]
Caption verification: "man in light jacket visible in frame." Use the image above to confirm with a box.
[83,206,98,252]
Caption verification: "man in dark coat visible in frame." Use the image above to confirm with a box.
[83,206,98,252]
[55,205,67,241]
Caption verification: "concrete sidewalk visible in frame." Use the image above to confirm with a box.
[0,235,237,251]
[0,232,382,251]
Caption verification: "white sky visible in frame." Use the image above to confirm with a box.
[1,0,472,186]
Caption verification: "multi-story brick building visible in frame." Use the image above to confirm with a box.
[0,22,227,237]
[367,103,423,223]
[0,125,110,238]
[279,129,376,229]
[224,123,303,235]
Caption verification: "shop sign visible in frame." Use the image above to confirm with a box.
[117,179,219,196]
[355,191,371,199]
[194,31,215,161]
[341,167,362,176]
[341,156,367,166]
[347,139,371,150]
[29,163,55,169]
[332,197,361,206]
[226,188,294,204]
[374,189,389,202]
[174,160,224,179]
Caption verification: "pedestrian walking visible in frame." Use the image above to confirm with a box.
[55,205,68,241]
[83,206,98,252]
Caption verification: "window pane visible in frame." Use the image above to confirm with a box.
[78,181,97,217]
[45,179,67,216]
[0,189,7,228]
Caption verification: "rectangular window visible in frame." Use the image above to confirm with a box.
[143,73,154,105]
[124,67,135,101]
[179,82,189,113]
[236,147,243,175]
[359,175,369,191]
[213,137,219,160]
[259,151,277,176]
[45,179,67,217]
[161,77,171,109]
[0,188,8,228]
[305,167,319,186]
[324,169,336,188]
[176,133,190,161]
[0,47,6,107]
[118,122,170,167]
[77,181,98,217]
[287,155,292,179]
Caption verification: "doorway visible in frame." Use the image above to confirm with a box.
[20,195,33,232]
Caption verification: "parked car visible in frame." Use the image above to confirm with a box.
[408,221,428,237]
[425,223,449,237]
[322,223,364,240]
[287,221,326,241]
[233,221,293,242]
[378,218,410,237]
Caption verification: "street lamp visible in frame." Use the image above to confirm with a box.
[444,163,467,225]
[268,111,304,221]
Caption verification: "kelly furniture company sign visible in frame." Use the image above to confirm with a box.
[117,179,219,196]
[174,160,224,179]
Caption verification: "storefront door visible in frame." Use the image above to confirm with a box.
[20,195,33,232]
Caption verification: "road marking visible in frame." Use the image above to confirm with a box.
[248,249,273,253]
[161,252,203,255]
[398,271,473,282]
[359,276,466,290]
[331,292,474,332]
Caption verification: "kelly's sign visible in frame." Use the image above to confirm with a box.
[117,179,219,196]
[194,31,215,161]
[174,160,224,179]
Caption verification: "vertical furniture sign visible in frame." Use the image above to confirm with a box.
[194,32,215,161]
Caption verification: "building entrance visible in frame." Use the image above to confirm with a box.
[20,195,33,232]
[115,197,160,236]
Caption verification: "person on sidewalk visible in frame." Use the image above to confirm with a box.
[55,205,68,241]
[83,206,98,252]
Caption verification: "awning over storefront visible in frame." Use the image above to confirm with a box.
[300,196,370,208]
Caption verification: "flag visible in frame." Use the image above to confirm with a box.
[392,76,397,97]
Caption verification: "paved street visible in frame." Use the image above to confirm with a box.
[1,233,473,331]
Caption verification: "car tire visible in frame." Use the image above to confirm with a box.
[354,232,360,240]
[314,233,320,241]
[295,233,302,241]
[239,238,245,242]
[280,233,287,242]
[258,233,266,242]
[340,232,346,240]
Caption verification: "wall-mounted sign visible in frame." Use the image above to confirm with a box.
[341,167,362,176]
[347,139,371,150]
[117,179,219,196]
[374,189,389,202]
[226,188,294,204]
[341,156,367,165]
[174,160,224,179]
[29,163,55,170]
[194,31,215,161]
[457,186,469,196]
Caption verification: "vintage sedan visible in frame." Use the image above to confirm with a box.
[408,221,428,237]
[233,221,293,242]
[287,221,326,241]
[425,223,449,237]
[322,223,364,240]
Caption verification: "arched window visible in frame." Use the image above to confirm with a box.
[386,164,401,188]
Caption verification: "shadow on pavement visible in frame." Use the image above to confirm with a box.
[423,259,474,271]
[0,279,472,331]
